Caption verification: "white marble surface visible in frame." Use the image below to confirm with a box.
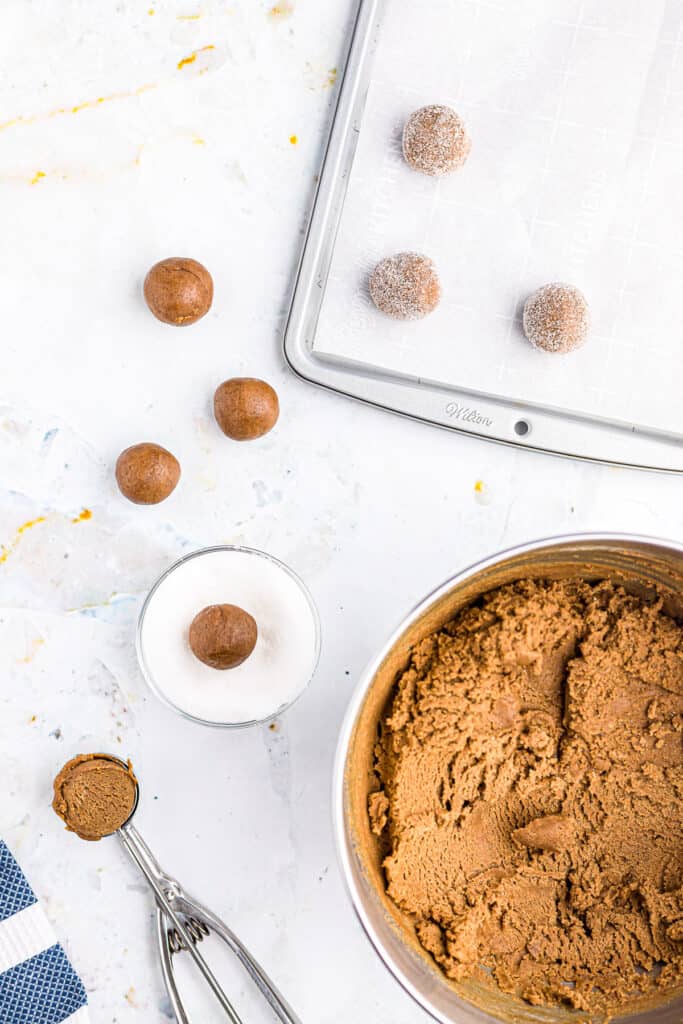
[0,2,681,1022]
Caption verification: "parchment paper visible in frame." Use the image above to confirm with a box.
[314,0,683,435]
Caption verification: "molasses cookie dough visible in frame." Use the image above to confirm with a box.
[523,282,590,353]
[53,754,137,841]
[369,579,683,1016]
[402,104,471,177]
[369,253,441,320]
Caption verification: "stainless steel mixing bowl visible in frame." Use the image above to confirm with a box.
[333,534,683,1024]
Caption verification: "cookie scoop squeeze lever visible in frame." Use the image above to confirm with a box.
[53,753,302,1024]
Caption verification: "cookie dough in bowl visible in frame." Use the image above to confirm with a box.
[334,535,683,1024]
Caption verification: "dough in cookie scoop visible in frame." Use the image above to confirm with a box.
[53,754,138,841]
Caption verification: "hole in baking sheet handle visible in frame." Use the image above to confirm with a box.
[514,419,530,437]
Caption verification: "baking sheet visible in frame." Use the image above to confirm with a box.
[312,0,683,436]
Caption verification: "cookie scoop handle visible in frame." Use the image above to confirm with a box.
[118,822,302,1024]
[157,896,303,1024]
[118,823,243,1024]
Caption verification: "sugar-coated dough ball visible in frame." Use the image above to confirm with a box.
[369,253,441,320]
[144,257,213,326]
[523,283,590,353]
[402,105,471,177]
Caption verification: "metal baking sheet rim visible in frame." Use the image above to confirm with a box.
[282,0,683,474]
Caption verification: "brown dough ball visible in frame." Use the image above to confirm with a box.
[143,257,213,326]
[369,253,441,320]
[189,604,258,670]
[115,443,180,505]
[403,105,471,177]
[523,283,590,353]
[214,378,280,441]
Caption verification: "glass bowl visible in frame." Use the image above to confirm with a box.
[136,545,321,729]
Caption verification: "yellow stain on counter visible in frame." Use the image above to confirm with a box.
[72,508,93,524]
[177,44,215,70]
[473,479,493,506]
[268,1,294,18]
[0,84,156,134]
[0,516,47,565]
[289,134,298,145]
[177,12,202,19]
[192,135,206,145]
[68,592,118,614]
[19,637,45,665]
[325,67,338,88]
[30,170,45,185]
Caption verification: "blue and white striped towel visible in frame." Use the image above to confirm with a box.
[0,840,89,1024]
